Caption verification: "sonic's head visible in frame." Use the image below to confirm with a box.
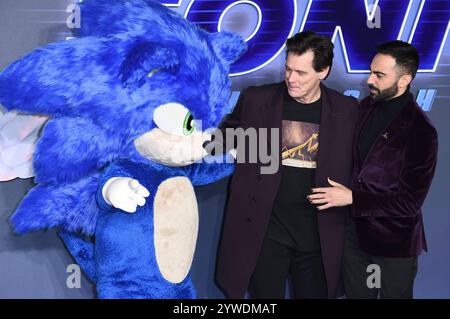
[0,0,246,167]
[119,30,246,166]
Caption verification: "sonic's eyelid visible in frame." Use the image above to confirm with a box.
[153,103,197,136]
[147,68,161,78]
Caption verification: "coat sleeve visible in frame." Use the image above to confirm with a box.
[352,125,438,218]
[205,88,247,154]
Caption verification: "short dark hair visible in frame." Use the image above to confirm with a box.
[376,40,419,79]
[286,31,334,78]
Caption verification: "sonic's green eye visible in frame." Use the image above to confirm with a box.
[183,112,195,136]
[153,103,196,136]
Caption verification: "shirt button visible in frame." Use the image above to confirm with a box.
[246,217,252,223]
[357,178,363,183]
[251,196,256,202]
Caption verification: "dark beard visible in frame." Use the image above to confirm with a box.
[369,83,399,103]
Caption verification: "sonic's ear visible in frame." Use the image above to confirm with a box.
[0,36,114,117]
[120,42,180,88]
[209,31,247,68]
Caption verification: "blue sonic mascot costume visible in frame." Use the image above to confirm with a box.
[0,0,246,298]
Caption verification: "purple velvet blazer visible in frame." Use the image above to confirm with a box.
[351,93,438,258]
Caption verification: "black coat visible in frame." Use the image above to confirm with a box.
[215,81,359,298]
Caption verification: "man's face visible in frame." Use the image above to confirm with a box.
[285,51,328,102]
[367,53,402,103]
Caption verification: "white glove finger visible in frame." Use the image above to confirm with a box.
[128,178,140,190]
[128,179,149,197]
[112,199,137,213]
[128,192,146,207]
[135,185,150,198]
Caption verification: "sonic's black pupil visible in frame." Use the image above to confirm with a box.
[186,114,193,130]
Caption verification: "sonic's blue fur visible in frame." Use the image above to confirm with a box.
[11,174,101,235]
[0,0,245,298]
[93,158,234,298]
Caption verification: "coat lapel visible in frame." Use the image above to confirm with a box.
[357,93,416,168]
[354,100,377,167]
[259,82,285,129]
[257,82,284,181]
[375,93,415,142]
[314,84,344,186]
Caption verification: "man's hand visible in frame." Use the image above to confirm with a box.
[308,177,353,211]
[102,177,150,213]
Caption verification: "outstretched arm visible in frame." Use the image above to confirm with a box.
[186,153,235,186]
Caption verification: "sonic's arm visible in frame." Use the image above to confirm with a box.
[207,89,246,154]
[97,162,150,214]
[186,153,235,186]
[186,89,245,186]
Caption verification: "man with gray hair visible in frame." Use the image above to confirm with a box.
[209,31,359,299]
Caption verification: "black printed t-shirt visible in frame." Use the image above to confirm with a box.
[266,92,322,252]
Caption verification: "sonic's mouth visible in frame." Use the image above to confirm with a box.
[134,128,211,167]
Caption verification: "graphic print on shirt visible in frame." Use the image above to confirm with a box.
[281,120,319,169]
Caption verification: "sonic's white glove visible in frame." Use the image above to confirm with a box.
[102,177,150,213]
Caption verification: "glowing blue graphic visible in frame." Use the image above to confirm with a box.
[416,89,437,111]
[303,0,412,72]
[158,0,449,75]
[161,0,182,7]
[218,1,262,42]
[183,0,297,76]
[364,0,380,22]
[410,0,450,72]
[398,0,415,40]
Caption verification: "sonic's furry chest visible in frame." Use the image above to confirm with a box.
[153,176,198,283]
[95,173,198,285]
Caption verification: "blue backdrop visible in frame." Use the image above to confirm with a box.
[0,0,448,298]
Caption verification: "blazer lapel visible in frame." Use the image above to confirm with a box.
[378,93,415,142]
[259,82,285,129]
[251,82,285,181]
[358,93,416,167]
[314,84,344,186]
[354,102,377,167]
